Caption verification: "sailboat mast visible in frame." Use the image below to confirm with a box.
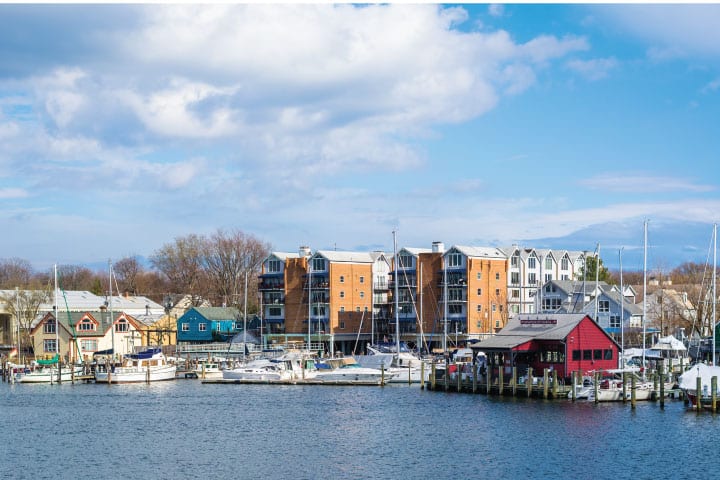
[642,220,648,371]
[109,260,115,359]
[393,231,400,354]
[713,223,717,366]
[243,270,248,362]
[54,264,59,367]
[308,256,312,352]
[619,247,624,369]
[443,252,448,354]
[594,243,600,322]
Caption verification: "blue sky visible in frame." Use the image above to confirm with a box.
[1,4,719,273]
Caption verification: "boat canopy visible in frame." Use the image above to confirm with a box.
[36,354,60,365]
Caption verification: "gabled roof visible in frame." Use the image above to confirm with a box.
[269,252,300,261]
[471,314,596,350]
[448,245,507,260]
[187,306,240,321]
[316,251,375,263]
[400,247,433,256]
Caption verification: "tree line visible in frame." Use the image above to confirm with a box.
[0,228,271,313]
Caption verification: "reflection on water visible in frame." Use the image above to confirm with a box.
[2,381,720,479]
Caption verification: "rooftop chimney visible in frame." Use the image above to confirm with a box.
[299,245,311,257]
[432,241,445,254]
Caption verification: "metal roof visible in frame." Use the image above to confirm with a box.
[316,250,375,263]
[449,245,507,260]
[471,313,590,350]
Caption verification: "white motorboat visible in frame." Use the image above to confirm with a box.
[313,358,395,385]
[679,363,720,408]
[222,352,309,382]
[94,348,177,383]
[16,364,84,383]
[354,344,427,384]
[192,361,225,380]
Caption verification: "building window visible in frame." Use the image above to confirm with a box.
[115,320,129,332]
[610,315,621,328]
[43,339,57,353]
[543,298,562,310]
[511,255,519,267]
[476,272,482,280]
[604,349,613,360]
[495,320,500,328]
[340,291,345,298]
[359,276,364,284]
[572,350,581,361]
[511,289,520,299]
[359,291,364,298]
[80,339,98,352]
[340,321,345,329]
[340,307,345,312]
[356,307,361,312]
[449,305,462,314]
[269,307,281,316]
[199,323,207,332]
[593,349,602,360]
[476,305,481,312]
[495,272,500,280]
[511,272,519,284]
[44,321,56,334]
[447,253,462,268]
[339,275,345,283]
[528,257,536,269]
[398,253,413,268]
[583,350,592,360]
[78,319,96,331]
[545,257,552,270]
[599,300,610,313]
[561,258,569,270]
[492,304,496,312]
[181,323,190,332]
[268,259,281,273]
[545,274,552,283]
[312,258,325,271]
[499,305,503,312]
[528,273,537,285]
[364,306,369,312]
[495,288,500,296]
[477,288,482,296]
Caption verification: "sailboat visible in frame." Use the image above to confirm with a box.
[94,261,176,384]
[355,231,426,383]
[679,223,719,408]
[17,265,83,384]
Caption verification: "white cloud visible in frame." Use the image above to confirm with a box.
[701,77,720,94]
[579,174,715,193]
[598,5,720,60]
[566,57,618,81]
[488,4,504,18]
[0,188,28,199]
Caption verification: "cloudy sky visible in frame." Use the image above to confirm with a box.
[1,4,719,272]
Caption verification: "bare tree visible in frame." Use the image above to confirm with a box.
[201,229,271,310]
[58,265,100,291]
[114,256,142,295]
[0,258,33,288]
[0,287,51,363]
[150,234,208,305]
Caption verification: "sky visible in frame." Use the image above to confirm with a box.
[1,4,719,274]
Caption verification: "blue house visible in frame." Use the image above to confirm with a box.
[177,307,241,343]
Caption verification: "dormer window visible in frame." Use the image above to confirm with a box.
[77,318,96,332]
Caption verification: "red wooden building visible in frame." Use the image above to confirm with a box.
[470,313,620,380]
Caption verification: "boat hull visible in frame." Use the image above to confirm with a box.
[16,367,84,383]
[95,366,177,383]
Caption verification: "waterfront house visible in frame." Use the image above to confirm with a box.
[470,313,620,381]
[499,247,587,316]
[439,245,508,343]
[29,310,145,362]
[176,307,241,343]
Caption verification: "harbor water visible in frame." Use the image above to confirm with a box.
[1,381,719,480]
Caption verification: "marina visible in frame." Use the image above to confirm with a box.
[2,379,720,480]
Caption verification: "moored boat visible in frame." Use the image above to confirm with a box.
[313,357,395,385]
[94,348,176,383]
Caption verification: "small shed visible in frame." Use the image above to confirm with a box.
[470,313,620,380]
[176,307,241,343]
